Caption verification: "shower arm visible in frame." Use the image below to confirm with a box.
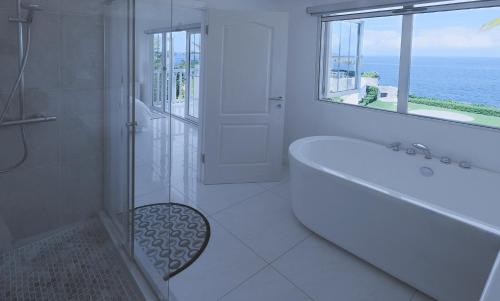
[0,116,57,128]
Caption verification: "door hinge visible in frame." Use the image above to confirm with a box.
[201,153,206,164]
[205,25,209,35]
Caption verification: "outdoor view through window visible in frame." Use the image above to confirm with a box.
[152,29,201,121]
[320,6,500,128]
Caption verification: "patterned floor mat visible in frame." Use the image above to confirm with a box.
[134,203,210,280]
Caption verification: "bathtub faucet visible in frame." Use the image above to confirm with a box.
[412,143,432,159]
[387,142,401,151]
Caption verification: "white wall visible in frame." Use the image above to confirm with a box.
[0,0,105,240]
[278,0,500,172]
[135,0,281,105]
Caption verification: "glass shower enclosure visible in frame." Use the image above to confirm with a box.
[104,0,174,288]
[0,0,173,299]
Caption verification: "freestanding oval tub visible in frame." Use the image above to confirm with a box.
[289,136,500,301]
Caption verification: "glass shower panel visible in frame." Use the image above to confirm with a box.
[134,0,173,298]
[103,0,134,251]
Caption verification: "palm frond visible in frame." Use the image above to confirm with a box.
[481,18,500,31]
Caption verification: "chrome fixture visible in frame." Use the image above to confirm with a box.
[0,116,56,128]
[0,0,46,174]
[387,142,401,151]
[440,156,452,164]
[420,166,434,177]
[459,161,472,169]
[8,3,42,23]
[406,148,416,155]
[440,156,451,164]
[412,143,432,159]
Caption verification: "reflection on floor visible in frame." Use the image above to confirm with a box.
[135,117,434,301]
[0,220,142,301]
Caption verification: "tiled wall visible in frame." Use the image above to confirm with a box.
[0,0,104,240]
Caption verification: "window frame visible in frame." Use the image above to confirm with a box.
[319,20,364,99]
[315,0,500,131]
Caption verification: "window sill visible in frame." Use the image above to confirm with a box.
[317,98,500,133]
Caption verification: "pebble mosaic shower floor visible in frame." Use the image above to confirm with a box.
[0,219,143,300]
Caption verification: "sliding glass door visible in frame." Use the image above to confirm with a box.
[187,30,201,121]
[150,27,201,123]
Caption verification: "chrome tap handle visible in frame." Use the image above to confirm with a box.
[412,143,432,159]
[387,142,401,151]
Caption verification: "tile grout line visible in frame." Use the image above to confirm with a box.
[216,263,270,300]
[269,265,316,301]
[206,187,271,217]
[268,234,312,266]
[211,215,314,300]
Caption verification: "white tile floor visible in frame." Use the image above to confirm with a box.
[135,117,435,301]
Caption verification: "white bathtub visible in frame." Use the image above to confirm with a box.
[289,136,500,301]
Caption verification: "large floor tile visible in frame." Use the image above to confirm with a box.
[220,266,312,301]
[134,163,169,197]
[169,219,267,301]
[214,191,310,262]
[178,182,267,215]
[268,179,291,200]
[272,236,416,301]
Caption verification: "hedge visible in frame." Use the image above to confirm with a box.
[360,86,379,106]
[361,71,380,78]
[408,96,500,117]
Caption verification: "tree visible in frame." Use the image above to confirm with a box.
[481,18,500,31]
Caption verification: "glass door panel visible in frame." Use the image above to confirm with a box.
[134,0,173,298]
[103,0,133,252]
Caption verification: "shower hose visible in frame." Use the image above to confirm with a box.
[0,24,31,174]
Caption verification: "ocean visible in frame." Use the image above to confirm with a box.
[360,56,500,107]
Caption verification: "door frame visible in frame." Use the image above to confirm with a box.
[185,28,202,124]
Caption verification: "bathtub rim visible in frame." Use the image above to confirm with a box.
[289,136,500,236]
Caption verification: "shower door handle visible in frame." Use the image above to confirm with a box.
[126,121,137,132]
[269,96,285,101]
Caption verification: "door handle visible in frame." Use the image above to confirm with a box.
[269,96,285,101]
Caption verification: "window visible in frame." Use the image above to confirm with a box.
[320,21,361,96]
[149,27,201,122]
[317,1,500,128]
[152,33,169,111]
[320,16,401,111]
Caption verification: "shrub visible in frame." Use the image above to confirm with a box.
[408,95,500,117]
[360,86,379,106]
[361,71,380,78]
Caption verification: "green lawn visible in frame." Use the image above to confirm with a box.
[366,100,500,128]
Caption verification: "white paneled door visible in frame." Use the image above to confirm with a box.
[202,9,289,184]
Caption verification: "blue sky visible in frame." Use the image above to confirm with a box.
[361,7,500,57]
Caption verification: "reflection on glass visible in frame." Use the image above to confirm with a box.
[152,33,164,110]
[172,31,187,118]
[188,32,201,119]
[320,15,402,112]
